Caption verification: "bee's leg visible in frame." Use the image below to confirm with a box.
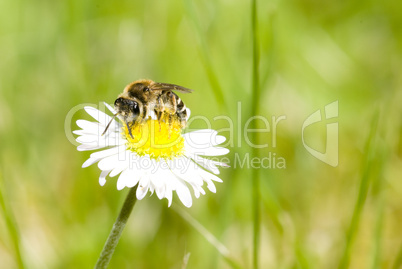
[126,121,134,139]
[169,92,177,115]
[168,114,174,139]
[167,91,177,137]
[155,109,162,121]
[156,95,164,131]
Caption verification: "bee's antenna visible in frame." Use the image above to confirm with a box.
[101,113,119,136]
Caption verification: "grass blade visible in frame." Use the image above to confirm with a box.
[370,144,388,269]
[392,243,402,269]
[173,205,242,269]
[0,171,25,269]
[338,111,379,269]
[182,0,228,111]
[251,0,261,268]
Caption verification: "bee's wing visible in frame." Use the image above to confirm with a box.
[152,82,193,93]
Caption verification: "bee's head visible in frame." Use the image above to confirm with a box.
[102,97,140,138]
[114,97,141,123]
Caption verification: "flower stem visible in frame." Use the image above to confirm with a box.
[95,186,138,269]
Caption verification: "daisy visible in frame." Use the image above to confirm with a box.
[74,103,229,207]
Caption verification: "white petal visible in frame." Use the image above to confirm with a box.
[98,151,129,171]
[199,186,206,195]
[99,170,110,186]
[76,136,124,151]
[198,169,223,192]
[77,108,121,136]
[90,145,126,159]
[151,163,170,199]
[109,163,128,177]
[165,186,173,207]
[185,108,191,120]
[84,106,113,126]
[190,154,229,174]
[184,129,216,137]
[156,160,183,205]
[76,120,100,134]
[154,183,166,199]
[206,181,216,193]
[151,168,166,190]
[136,177,150,200]
[104,102,117,114]
[183,130,218,149]
[76,129,119,137]
[170,160,203,187]
[214,135,226,145]
[102,120,121,132]
[76,135,100,144]
[124,168,141,188]
[148,185,155,195]
[76,133,121,147]
[77,144,105,151]
[187,146,229,157]
[168,158,210,202]
[190,182,201,198]
[73,130,89,136]
[176,181,192,208]
[199,168,223,183]
[117,169,132,190]
[136,186,148,200]
[189,155,220,174]
[82,157,100,168]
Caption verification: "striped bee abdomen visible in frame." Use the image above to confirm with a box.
[173,93,188,127]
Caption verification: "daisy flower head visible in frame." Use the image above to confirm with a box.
[74,103,229,207]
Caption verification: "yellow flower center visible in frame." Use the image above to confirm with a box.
[123,118,185,160]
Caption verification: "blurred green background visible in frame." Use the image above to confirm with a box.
[1,0,401,268]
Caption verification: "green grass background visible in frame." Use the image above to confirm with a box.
[1,0,401,268]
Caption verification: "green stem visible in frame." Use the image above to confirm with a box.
[338,112,379,269]
[95,186,138,269]
[251,0,261,268]
[173,205,242,269]
[0,172,25,269]
[183,0,228,111]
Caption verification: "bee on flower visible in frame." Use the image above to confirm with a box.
[74,80,229,207]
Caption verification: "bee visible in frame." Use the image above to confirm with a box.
[102,79,193,138]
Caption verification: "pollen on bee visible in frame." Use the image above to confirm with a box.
[123,115,185,160]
